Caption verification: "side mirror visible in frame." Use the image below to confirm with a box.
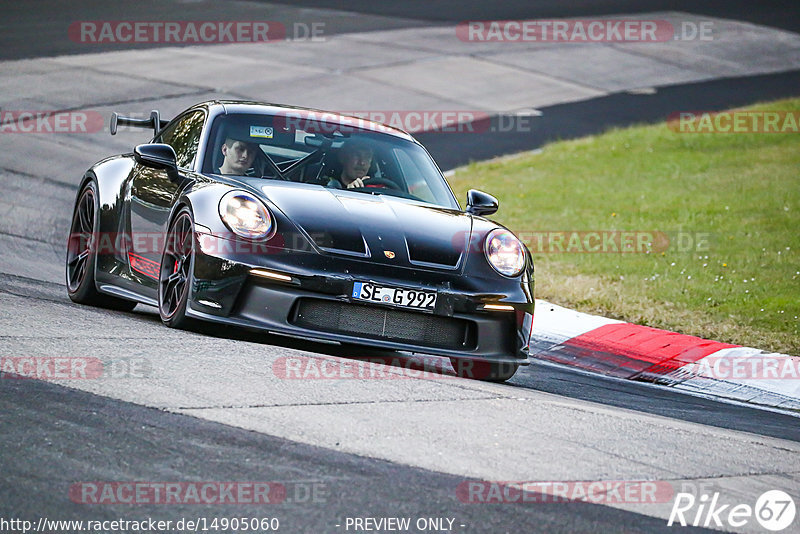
[466,189,498,216]
[134,143,179,182]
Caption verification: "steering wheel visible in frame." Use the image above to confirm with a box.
[361,177,401,190]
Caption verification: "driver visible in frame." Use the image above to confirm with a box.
[218,127,258,175]
[327,139,374,189]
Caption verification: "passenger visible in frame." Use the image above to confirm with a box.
[327,139,374,189]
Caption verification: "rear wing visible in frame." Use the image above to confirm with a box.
[109,110,170,136]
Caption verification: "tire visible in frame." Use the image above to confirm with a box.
[158,207,195,329]
[450,358,519,382]
[66,181,137,311]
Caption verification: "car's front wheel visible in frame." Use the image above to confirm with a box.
[158,207,195,329]
[66,181,137,311]
[450,358,519,382]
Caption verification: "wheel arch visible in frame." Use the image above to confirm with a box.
[81,155,136,236]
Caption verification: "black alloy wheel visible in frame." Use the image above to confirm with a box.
[66,181,136,311]
[158,208,195,328]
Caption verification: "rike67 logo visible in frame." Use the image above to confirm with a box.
[668,490,796,531]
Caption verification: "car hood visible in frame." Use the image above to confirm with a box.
[259,182,472,271]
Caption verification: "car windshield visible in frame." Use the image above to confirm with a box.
[203,112,459,209]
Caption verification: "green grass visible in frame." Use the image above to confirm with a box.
[447,98,800,354]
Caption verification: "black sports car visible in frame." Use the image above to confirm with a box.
[66,100,534,381]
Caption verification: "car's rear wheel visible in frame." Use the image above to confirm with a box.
[158,208,195,329]
[450,358,519,382]
[66,181,137,311]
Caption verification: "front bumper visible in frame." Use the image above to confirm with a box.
[187,233,534,365]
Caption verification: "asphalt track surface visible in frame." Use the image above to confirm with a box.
[1,274,796,533]
[3,0,799,60]
[1,2,800,533]
[1,365,708,534]
[418,70,800,170]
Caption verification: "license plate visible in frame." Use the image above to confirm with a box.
[352,282,436,311]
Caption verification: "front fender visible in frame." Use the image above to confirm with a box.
[83,155,136,281]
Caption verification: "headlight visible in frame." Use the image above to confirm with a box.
[484,228,525,277]
[218,190,274,240]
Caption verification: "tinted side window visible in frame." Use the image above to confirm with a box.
[156,110,205,169]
